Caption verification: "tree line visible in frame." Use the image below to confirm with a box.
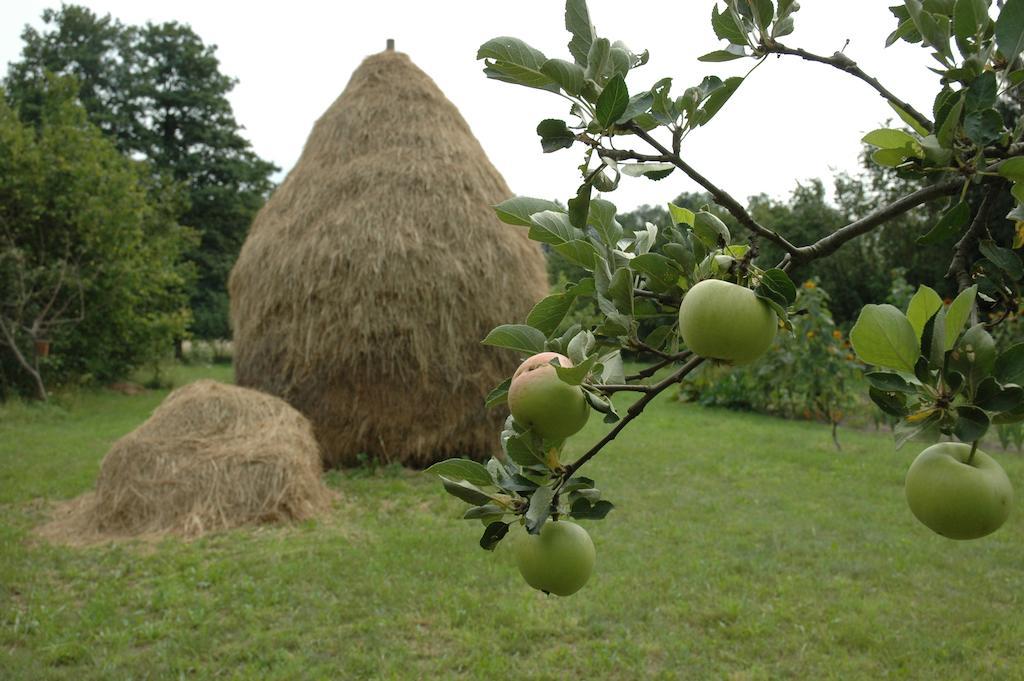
[0,5,276,399]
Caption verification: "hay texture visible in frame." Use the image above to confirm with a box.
[37,380,330,543]
[229,50,548,468]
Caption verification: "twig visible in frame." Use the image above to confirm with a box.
[561,355,705,479]
[761,41,934,132]
[946,187,996,292]
[625,351,692,381]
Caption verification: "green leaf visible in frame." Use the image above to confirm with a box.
[529,210,584,245]
[668,203,695,226]
[567,329,596,364]
[553,354,599,386]
[965,72,997,112]
[565,0,595,66]
[698,46,748,62]
[954,405,990,442]
[694,76,743,126]
[975,377,1024,412]
[692,210,731,247]
[964,108,1003,146]
[482,324,547,354]
[427,459,494,487]
[850,304,921,372]
[620,162,675,180]
[588,198,623,245]
[979,239,1024,279]
[484,378,511,408]
[505,438,545,468]
[1000,157,1024,182]
[552,239,601,270]
[757,268,797,306]
[905,0,953,59]
[889,101,931,136]
[996,343,1024,384]
[536,119,576,153]
[937,94,964,148]
[607,266,635,315]
[527,292,576,336]
[944,285,977,351]
[917,201,970,245]
[924,306,948,368]
[479,521,510,551]
[596,74,629,127]
[494,197,564,226]
[631,253,684,291]
[541,58,585,96]
[953,0,988,40]
[751,0,775,29]
[440,477,495,506]
[872,149,912,167]
[616,90,655,124]
[862,128,922,151]
[869,386,911,417]
[524,486,555,534]
[477,37,559,92]
[568,182,592,231]
[712,4,749,44]
[585,37,611,83]
[996,0,1024,60]
[906,285,944,339]
[464,503,504,520]
[865,371,919,393]
[569,498,615,520]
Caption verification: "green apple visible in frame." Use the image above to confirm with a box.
[507,352,590,440]
[678,279,777,365]
[905,442,1013,540]
[513,520,595,596]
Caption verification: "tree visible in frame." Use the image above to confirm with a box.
[426,0,1024,583]
[0,76,194,399]
[5,5,278,339]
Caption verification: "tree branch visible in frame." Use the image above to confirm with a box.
[789,176,964,266]
[946,187,996,291]
[761,41,934,133]
[561,355,705,480]
[625,350,692,381]
[627,125,803,257]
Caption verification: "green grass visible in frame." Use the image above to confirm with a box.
[2,365,1024,679]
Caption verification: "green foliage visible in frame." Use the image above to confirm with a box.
[851,282,1024,447]
[0,78,194,398]
[4,5,278,339]
[434,0,1024,566]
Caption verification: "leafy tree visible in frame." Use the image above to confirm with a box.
[423,0,1024,583]
[5,5,278,338]
[0,77,194,399]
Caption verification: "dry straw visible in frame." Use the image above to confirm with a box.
[229,50,548,468]
[37,380,330,544]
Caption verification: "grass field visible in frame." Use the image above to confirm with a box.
[2,364,1024,680]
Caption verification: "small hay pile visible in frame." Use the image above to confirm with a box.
[37,380,330,544]
[229,49,549,468]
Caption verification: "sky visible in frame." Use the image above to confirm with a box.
[0,1,942,213]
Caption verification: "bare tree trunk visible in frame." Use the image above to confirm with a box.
[0,317,47,401]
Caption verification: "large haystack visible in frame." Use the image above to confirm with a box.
[37,380,330,543]
[229,49,548,468]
